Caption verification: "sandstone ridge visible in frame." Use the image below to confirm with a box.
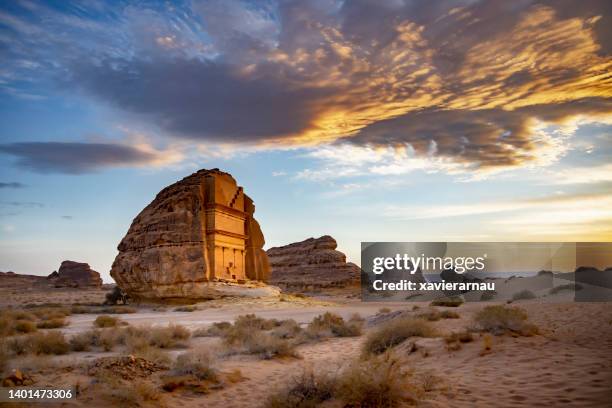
[267,235,360,290]
[48,260,103,288]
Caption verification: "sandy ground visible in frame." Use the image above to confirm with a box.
[170,300,612,408]
[2,289,612,407]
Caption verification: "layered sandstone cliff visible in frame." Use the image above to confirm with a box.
[267,235,360,290]
[110,169,272,301]
[48,260,103,288]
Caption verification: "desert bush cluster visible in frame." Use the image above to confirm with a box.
[197,313,363,360]
[266,354,422,408]
[363,317,437,356]
[417,309,460,321]
[473,305,538,336]
[0,307,71,337]
[94,315,120,328]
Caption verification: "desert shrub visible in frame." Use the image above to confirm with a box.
[480,291,497,301]
[193,321,232,337]
[549,283,583,294]
[234,314,280,331]
[378,307,391,314]
[14,320,37,334]
[31,331,70,355]
[94,315,119,328]
[29,307,71,320]
[266,370,334,408]
[70,330,100,352]
[265,355,413,408]
[70,329,118,352]
[173,349,217,381]
[132,345,171,366]
[440,310,460,319]
[148,324,190,348]
[363,318,437,356]
[417,310,441,321]
[430,296,463,307]
[335,354,411,407]
[474,305,538,336]
[227,331,299,359]
[11,310,36,321]
[8,331,70,355]
[271,319,303,339]
[70,305,91,314]
[98,306,137,314]
[307,312,362,338]
[348,313,365,323]
[94,372,162,406]
[512,290,537,301]
[36,318,67,329]
[174,305,197,312]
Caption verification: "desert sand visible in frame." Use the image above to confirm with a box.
[2,286,611,407]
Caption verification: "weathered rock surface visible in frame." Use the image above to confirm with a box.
[110,169,272,301]
[267,235,360,290]
[49,260,103,288]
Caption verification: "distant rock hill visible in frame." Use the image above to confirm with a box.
[0,260,102,289]
[267,235,360,290]
[48,260,103,288]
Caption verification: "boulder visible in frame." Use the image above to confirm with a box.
[110,169,272,301]
[50,261,103,288]
[267,235,360,290]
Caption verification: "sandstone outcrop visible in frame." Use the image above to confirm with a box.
[48,260,103,288]
[267,235,360,290]
[110,169,272,301]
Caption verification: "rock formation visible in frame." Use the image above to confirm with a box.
[267,235,360,290]
[48,260,103,288]
[110,169,272,301]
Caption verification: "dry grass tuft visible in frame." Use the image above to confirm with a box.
[94,315,119,328]
[93,372,163,406]
[36,318,67,329]
[14,320,38,334]
[174,305,198,312]
[266,369,334,408]
[193,321,232,337]
[440,310,460,319]
[173,349,218,381]
[474,305,538,336]
[7,331,70,355]
[225,330,299,359]
[444,330,474,351]
[307,312,362,338]
[266,354,417,408]
[363,318,437,356]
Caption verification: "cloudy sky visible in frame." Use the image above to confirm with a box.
[0,0,610,281]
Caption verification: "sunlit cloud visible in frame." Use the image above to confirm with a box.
[0,0,609,174]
